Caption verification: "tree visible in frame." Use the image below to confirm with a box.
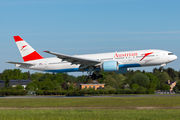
[22,72,28,79]
[52,80,62,90]
[31,72,44,81]
[162,84,171,91]
[41,81,54,90]
[153,71,171,84]
[153,68,158,73]
[159,72,171,84]
[158,67,165,73]
[124,75,133,85]
[147,83,157,90]
[16,85,24,90]
[61,82,68,90]
[39,73,55,82]
[134,70,141,74]
[173,86,179,92]
[144,73,160,88]
[27,71,32,80]
[26,83,38,91]
[118,74,126,83]
[98,70,108,83]
[32,81,41,89]
[136,86,146,91]
[167,68,176,80]
[0,69,27,86]
[104,75,118,88]
[175,81,180,91]
[75,75,87,83]
[54,73,64,84]
[103,72,126,88]
[68,84,74,90]
[62,73,76,83]
[131,84,139,89]
[26,85,35,91]
[105,85,116,90]
[132,73,150,87]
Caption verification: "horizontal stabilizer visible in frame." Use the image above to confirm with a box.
[6,61,35,66]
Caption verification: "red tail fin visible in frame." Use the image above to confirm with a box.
[13,36,44,62]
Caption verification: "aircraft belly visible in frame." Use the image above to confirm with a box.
[45,63,80,73]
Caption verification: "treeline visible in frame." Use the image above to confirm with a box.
[0,85,28,96]
[0,67,180,96]
[0,89,154,96]
[35,88,155,96]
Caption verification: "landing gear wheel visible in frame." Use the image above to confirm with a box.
[99,75,103,78]
[91,74,96,80]
[91,74,103,80]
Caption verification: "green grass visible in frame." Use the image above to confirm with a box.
[0,96,180,120]
[0,109,180,120]
[0,96,180,108]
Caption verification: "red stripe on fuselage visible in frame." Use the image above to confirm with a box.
[13,36,24,42]
[140,52,154,61]
[23,51,44,62]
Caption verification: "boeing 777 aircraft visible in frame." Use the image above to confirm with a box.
[7,36,177,79]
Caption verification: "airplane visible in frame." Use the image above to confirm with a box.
[7,36,177,80]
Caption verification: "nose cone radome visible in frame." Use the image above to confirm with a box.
[169,55,178,62]
[174,55,178,60]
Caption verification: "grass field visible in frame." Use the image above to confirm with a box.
[0,96,180,120]
[0,109,180,120]
[0,96,180,108]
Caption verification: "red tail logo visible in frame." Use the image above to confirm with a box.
[140,52,154,61]
[21,45,27,50]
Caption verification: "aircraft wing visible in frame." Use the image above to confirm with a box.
[6,61,35,66]
[44,51,101,65]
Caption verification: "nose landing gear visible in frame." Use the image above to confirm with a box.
[161,63,166,72]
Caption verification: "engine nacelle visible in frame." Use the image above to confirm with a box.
[100,61,119,72]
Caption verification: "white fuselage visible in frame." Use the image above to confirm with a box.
[20,49,177,73]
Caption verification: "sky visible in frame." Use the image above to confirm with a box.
[0,0,180,76]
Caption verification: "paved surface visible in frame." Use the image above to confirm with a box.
[0,94,180,98]
[0,106,180,109]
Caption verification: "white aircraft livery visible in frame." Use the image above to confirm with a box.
[7,36,177,79]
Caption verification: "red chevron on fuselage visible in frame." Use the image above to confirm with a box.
[140,52,154,61]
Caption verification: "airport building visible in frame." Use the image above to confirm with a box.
[9,79,31,88]
[165,80,177,91]
[0,80,5,89]
[80,80,105,90]
[80,84,105,90]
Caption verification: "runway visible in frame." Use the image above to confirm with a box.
[0,94,180,98]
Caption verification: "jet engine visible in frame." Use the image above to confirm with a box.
[100,61,119,72]
[100,61,129,73]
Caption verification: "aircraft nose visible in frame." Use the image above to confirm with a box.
[169,55,177,62]
[174,55,178,60]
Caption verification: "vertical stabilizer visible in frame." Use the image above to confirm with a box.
[13,36,44,62]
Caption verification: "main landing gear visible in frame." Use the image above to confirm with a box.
[85,73,103,80]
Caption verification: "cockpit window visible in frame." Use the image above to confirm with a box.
[168,53,174,55]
